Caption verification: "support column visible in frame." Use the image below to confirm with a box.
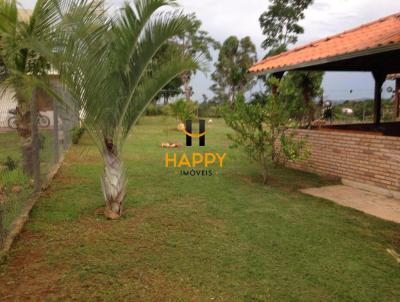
[372,71,386,127]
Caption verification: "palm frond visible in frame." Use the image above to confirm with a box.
[122,55,197,140]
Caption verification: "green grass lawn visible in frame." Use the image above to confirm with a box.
[0,117,399,301]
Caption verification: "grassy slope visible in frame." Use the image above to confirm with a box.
[0,117,399,301]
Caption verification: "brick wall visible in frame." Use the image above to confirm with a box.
[287,129,400,193]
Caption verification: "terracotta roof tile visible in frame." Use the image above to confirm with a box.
[250,13,400,74]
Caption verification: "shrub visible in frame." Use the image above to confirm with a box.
[1,156,18,171]
[71,127,85,144]
[38,133,46,150]
[146,103,160,116]
[198,102,222,118]
[160,104,172,116]
[169,99,198,123]
[224,88,308,184]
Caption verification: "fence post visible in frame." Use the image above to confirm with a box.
[53,99,59,164]
[31,89,41,193]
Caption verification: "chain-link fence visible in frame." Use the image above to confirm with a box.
[0,81,78,247]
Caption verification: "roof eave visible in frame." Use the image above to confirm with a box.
[251,42,400,76]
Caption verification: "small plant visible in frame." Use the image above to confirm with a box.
[71,127,85,145]
[1,156,18,171]
[224,85,308,184]
[38,133,46,150]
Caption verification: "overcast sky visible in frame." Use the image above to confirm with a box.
[20,0,400,101]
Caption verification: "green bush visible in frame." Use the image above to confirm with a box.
[224,82,308,184]
[71,127,85,145]
[198,102,222,118]
[38,133,46,150]
[169,99,198,123]
[1,156,18,171]
[146,103,159,116]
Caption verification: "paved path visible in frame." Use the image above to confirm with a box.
[301,185,400,224]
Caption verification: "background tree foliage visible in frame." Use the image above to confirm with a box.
[259,0,314,52]
[211,36,257,103]
[153,44,183,104]
[259,0,323,125]
[175,13,218,101]
[280,71,324,125]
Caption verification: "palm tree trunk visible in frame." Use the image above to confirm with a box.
[101,150,126,219]
[15,107,34,176]
[181,72,191,101]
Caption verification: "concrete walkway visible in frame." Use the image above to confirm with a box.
[301,185,400,224]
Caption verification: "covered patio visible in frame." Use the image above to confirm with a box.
[250,13,400,195]
[250,12,400,131]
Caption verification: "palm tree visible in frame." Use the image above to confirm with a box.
[48,0,197,219]
[0,0,58,175]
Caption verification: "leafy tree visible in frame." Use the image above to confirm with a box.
[157,76,183,105]
[279,71,324,125]
[153,43,183,104]
[224,80,308,184]
[0,0,60,175]
[175,13,218,101]
[46,0,198,219]
[259,0,323,125]
[211,36,257,103]
[259,0,314,51]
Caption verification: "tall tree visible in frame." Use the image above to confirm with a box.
[47,0,198,219]
[158,77,183,105]
[259,0,323,124]
[176,13,218,101]
[211,36,257,103]
[154,44,183,104]
[259,0,314,52]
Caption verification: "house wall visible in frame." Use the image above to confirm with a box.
[0,87,56,128]
[288,129,400,194]
[0,90,17,128]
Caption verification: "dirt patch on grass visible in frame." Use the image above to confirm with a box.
[0,231,67,301]
[0,205,208,301]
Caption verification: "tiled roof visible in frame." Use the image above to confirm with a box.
[250,13,400,74]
